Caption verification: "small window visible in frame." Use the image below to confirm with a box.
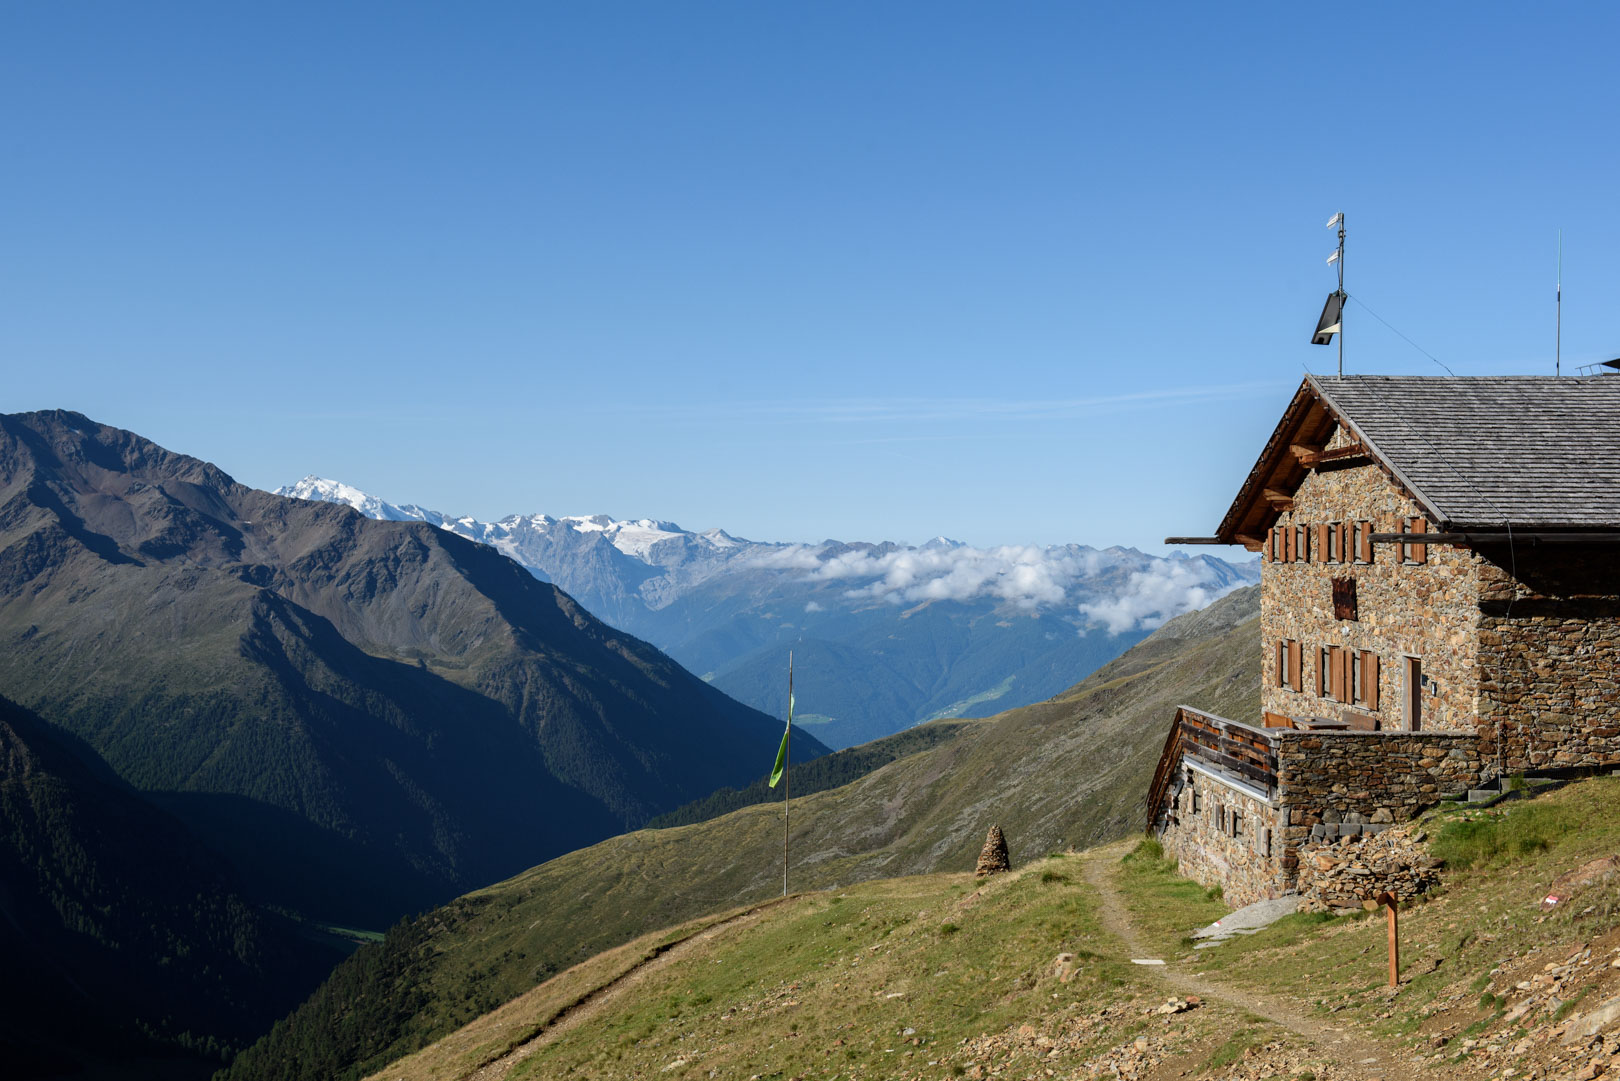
[1355,520,1375,564]
[1232,812,1244,839]
[1276,639,1302,691]
[1332,577,1358,620]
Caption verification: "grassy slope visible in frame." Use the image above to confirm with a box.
[378,775,1620,1081]
[222,586,1260,1081]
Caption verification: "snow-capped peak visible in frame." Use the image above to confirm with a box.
[274,475,435,524]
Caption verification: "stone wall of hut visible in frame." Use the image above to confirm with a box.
[1157,767,1286,906]
[1476,546,1620,771]
[1270,730,1484,873]
[1259,423,1485,735]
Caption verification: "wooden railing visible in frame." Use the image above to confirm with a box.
[1145,706,1280,831]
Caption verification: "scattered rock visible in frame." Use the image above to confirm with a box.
[1295,825,1441,912]
[1542,856,1620,911]
[975,825,1011,876]
[1564,996,1620,1043]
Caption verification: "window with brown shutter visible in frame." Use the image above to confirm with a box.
[1296,524,1309,562]
[1316,522,1330,563]
[1360,650,1380,710]
[1288,640,1302,690]
[1336,521,1349,563]
[1275,641,1286,688]
[1284,525,1295,563]
[1357,520,1374,563]
[1329,645,1347,703]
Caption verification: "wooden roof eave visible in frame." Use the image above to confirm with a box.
[1214,379,1321,544]
[1214,376,1455,544]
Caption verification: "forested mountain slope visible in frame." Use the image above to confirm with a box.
[0,693,342,1080]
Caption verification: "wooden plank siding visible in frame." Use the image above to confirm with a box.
[1146,706,1281,831]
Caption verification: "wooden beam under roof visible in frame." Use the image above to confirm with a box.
[1263,488,1295,510]
[1294,441,1369,468]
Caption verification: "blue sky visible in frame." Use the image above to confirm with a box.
[6,3,1619,552]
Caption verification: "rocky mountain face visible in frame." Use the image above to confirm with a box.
[0,692,342,1078]
[221,586,1261,1081]
[278,476,1260,748]
[0,411,825,928]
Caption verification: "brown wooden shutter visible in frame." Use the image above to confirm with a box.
[1329,646,1345,702]
[1412,517,1428,563]
[1285,525,1296,562]
[1358,520,1373,563]
[1299,525,1310,563]
[1362,651,1380,710]
[1316,522,1329,563]
[1264,528,1273,562]
[1288,640,1302,691]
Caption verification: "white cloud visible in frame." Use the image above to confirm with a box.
[747,543,1112,611]
[1078,561,1237,634]
[744,542,1245,630]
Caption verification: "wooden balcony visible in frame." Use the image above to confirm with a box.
[1146,706,1280,830]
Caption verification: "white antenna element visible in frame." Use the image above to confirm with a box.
[1325,212,1343,228]
[1326,250,1341,265]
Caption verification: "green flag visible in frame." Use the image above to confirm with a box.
[768,689,794,788]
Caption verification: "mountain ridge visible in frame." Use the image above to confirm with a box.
[0,410,826,927]
[276,474,1260,747]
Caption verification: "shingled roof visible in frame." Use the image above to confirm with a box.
[1216,375,1620,543]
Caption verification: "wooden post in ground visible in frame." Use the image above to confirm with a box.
[1363,891,1399,986]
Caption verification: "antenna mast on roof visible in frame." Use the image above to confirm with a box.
[1556,230,1563,376]
[1311,213,1347,375]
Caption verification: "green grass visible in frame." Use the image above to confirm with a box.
[1429,800,1585,870]
[1205,1027,1260,1069]
[1116,838,1228,957]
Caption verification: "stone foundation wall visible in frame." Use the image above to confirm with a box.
[1271,730,1483,872]
[1259,424,1484,733]
[1157,766,1285,906]
[1158,730,1483,905]
[1476,546,1620,771]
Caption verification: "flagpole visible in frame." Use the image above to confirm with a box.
[784,650,792,898]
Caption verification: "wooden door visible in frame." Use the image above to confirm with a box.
[1402,656,1422,732]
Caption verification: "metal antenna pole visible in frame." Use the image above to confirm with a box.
[1556,230,1563,376]
[1337,214,1346,377]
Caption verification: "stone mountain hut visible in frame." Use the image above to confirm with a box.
[1149,374,1620,905]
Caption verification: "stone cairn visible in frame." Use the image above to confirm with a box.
[975,825,1010,876]
[1294,824,1441,913]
